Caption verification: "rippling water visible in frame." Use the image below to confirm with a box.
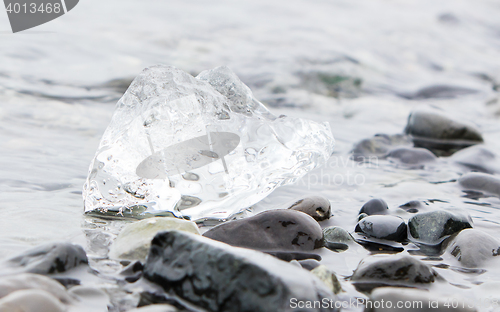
[1,0,500,310]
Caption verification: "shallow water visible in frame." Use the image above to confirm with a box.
[1,0,500,311]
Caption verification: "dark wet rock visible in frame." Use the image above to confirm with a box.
[351,233,404,252]
[399,85,477,100]
[120,261,144,283]
[359,199,389,216]
[351,254,438,292]
[144,231,337,312]
[203,209,324,251]
[323,226,354,251]
[367,287,476,312]
[398,200,426,213]
[451,145,499,174]
[311,266,343,294]
[408,210,473,246]
[385,147,436,167]
[263,251,322,261]
[298,259,321,271]
[358,213,369,221]
[352,134,412,161]
[458,172,500,197]
[355,215,407,242]
[446,229,500,268]
[404,110,483,156]
[288,196,331,221]
[52,277,81,288]
[5,242,88,275]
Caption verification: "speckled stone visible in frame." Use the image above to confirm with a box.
[288,196,331,221]
[408,210,473,245]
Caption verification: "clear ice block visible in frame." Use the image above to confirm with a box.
[83,65,334,221]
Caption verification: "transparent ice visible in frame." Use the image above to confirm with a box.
[83,65,335,221]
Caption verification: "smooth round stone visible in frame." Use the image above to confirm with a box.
[5,242,88,275]
[408,210,473,245]
[359,199,388,216]
[404,109,483,155]
[0,273,72,303]
[288,196,331,221]
[367,287,475,312]
[127,304,178,312]
[355,215,407,242]
[351,254,438,292]
[109,217,200,261]
[458,172,500,197]
[446,229,500,268]
[385,146,436,165]
[0,289,65,312]
[323,226,354,251]
[310,265,343,294]
[203,209,324,251]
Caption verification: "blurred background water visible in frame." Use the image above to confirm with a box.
[1,0,500,309]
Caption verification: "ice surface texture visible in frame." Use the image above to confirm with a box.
[83,66,334,221]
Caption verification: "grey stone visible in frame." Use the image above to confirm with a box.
[288,196,331,221]
[446,229,500,268]
[404,110,483,155]
[385,147,436,166]
[203,209,324,251]
[323,226,354,251]
[352,134,412,161]
[458,172,500,197]
[144,231,337,312]
[310,265,343,295]
[5,242,88,275]
[355,215,407,242]
[451,145,499,174]
[399,85,477,100]
[351,254,438,292]
[359,199,388,216]
[408,210,473,245]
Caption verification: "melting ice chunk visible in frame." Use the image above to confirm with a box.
[83,65,334,221]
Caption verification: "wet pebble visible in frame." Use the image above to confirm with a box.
[355,215,407,242]
[398,200,426,213]
[408,210,473,246]
[323,226,354,251]
[351,254,438,292]
[4,242,88,275]
[144,230,337,312]
[109,217,200,261]
[359,199,389,216]
[203,209,324,251]
[310,265,343,294]
[446,229,500,268]
[298,259,321,271]
[404,109,483,155]
[385,146,436,167]
[288,196,331,221]
[458,172,500,197]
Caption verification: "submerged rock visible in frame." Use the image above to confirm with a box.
[446,229,500,268]
[323,226,354,251]
[399,85,478,100]
[109,217,200,261]
[355,215,407,242]
[408,210,473,246]
[451,145,499,174]
[143,230,337,312]
[458,172,500,197]
[288,196,331,221]
[398,200,426,213]
[351,233,405,252]
[203,209,323,251]
[359,199,389,216]
[351,134,412,161]
[351,254,438,292]
[404,109,483,156]
[5,242,88,275]
[83,65,334,221]
[385,147,436,167]
[310,265,343,294]
[367,287,476,312]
